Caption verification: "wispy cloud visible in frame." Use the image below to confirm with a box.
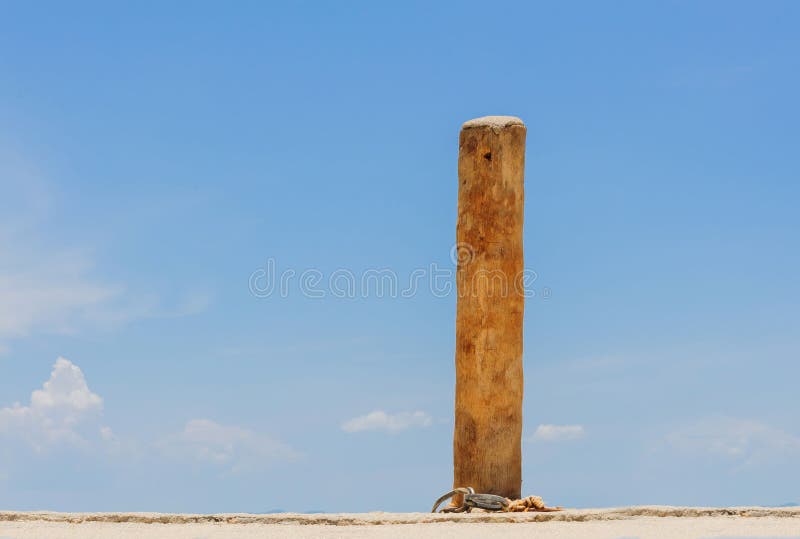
[0,248,125,340]
[665,417,800,464]
[341,410,432,433]
[530,424,585,442]
[0,167,127,347]
[0,239,209,350]
[157,419,298,473]
[0,155,209,351]
[0,357,105,451]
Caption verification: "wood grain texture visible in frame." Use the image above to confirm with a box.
[453,116,526,500]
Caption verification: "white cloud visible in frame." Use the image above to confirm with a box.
[158,419,298,472]
[341,410,433,433]
[0,356,294,471]
[0,357,104,451]
[665,417,800,463]
[530,424,585,442]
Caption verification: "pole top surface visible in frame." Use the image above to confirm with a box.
[462,116,524,130]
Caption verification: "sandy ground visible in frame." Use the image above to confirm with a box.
[1,507,799,539]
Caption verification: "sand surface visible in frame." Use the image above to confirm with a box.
[1,507,799,538]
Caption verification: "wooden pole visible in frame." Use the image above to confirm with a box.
[453,116,526,500]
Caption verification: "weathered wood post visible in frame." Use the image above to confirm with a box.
[453,116,525,500]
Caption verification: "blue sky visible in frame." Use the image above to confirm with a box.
[1,1,799,512]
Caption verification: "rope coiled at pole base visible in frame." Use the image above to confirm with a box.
[431,488,563,513]
[506,495,563,512]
